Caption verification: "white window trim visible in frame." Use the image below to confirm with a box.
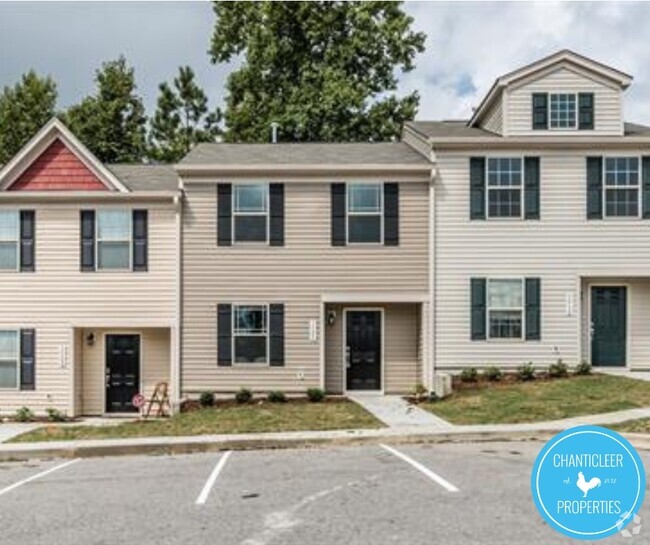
[346,182,384,245]
[0,329,20,390]
[232,303,270,366]
[548,92,578,130]
[485,157,524,220]
[602,155,642,220]
[232,184,270,245]
[95,209,133,271]
[0,210,20,272]
[486,278,525,341]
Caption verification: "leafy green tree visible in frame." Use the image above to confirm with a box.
[210,1,426,142]
[65,56,147,163]
[149,66,222,162]
[0,71,58,163]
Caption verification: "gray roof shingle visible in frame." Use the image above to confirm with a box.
[107,164,178,192]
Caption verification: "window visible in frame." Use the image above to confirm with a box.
[347,183,382,243]
[549,93,577,129]
[487,279,523,339]
[97,210,131,270]
[233,184,268,243]
[604,157,640,218]
[487,158,522,218]
[0,211,19,270]
[0,330,18,389]
[233,305,268,364]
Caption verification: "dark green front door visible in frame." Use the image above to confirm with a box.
[591,286,627,367]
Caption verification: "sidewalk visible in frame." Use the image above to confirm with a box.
[347,394,451,429]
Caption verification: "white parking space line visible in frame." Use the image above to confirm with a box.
[380,444,459,493]
[0,458,80,499]
[196,451,232,505]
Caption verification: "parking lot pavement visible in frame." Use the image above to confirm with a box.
[0,441,647,545]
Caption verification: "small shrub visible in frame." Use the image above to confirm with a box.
[412,383,428,402]
[235,388,253,404]
[517,362,536,381]
[575,360,592,376]
[199,391,215,408]
[306,388,325,402]
[45,408,67,422]
[267,390,287,403]
[15,406,35,422]
[484,366,503,382]
[428,391,440,403]
[548,359,569,378]
[459,367,478,383]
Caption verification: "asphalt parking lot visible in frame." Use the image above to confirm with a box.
[0,441,647,545]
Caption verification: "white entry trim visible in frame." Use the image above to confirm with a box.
[342,307,385,395]
[587,283,630,369]
[103,332,143,415]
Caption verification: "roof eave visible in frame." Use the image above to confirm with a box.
[175,164,431,174]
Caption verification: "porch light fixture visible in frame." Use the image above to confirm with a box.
[86,332,96,346]
[327,310,337,327]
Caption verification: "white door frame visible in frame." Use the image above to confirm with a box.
[103,331,143,415]
[342,307,385,394]
[587,283,630,368]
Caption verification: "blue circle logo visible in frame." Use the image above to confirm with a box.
[531,425,645,540]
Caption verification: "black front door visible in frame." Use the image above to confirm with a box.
[346,310,382,391]
[591,287,627,367]
[106,334,140,413]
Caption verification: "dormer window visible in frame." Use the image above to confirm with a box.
[532,92,594,131]
[549,93,577,129]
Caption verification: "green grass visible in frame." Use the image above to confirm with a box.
[10,400,383,443]
[421,375,650,425]
[611,419,650,434]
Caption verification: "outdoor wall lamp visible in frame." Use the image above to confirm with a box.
[86,332,96,346]
[327,310,337,326]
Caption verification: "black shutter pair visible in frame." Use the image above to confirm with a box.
[470,278,541,340]
[217,184,284,246]
[532,92,594,130]
[20,329,36,390]
[80,210,148,271]
[331,183,399,246]
[217,303,285,366]
[19,211,35,272]
[470,157,540,219]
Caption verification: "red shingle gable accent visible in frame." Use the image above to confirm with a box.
[8,139,108,191]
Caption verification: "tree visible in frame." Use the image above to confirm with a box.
[65,56,147,163]
[0,71,58,164]
[149,66,222,162]
[210,1,426,142]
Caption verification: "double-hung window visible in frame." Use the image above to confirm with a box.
[233,305,268,364]
[233,184,268,243]
[549,93,577,129]
[0,330,18,389]
[604,157,640,218]
[347,183,383,243]
[97,210,131,270]
[487,158,522,218]
[0,211,19,271]
[487,279,524,339]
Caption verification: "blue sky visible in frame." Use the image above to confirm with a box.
[0,1,649,123]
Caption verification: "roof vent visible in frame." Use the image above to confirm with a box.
[271,122,279,144]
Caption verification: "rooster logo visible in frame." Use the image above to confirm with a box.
[577,471,602,498]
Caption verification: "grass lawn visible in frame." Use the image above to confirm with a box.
[10,399,383,443]
[611,419,650,434]
[421,374,650,425]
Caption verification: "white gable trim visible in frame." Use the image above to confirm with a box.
[0,118,130,193]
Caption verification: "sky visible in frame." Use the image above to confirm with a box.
[0,1,649,124]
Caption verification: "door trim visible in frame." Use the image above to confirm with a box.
[342,307,385,394]
[103,332,143,415]
[587,284,630,368]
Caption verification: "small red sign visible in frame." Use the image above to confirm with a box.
[132,394,145,409]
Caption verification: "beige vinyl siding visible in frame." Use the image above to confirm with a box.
[434,149,650,371]
[0,202,177,415]
[481,98,503,135]
[182,181,429,394]
[507,66,623,136]
[324,303,421,394]
[402,127,433,160]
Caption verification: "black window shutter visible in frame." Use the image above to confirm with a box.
[269,183,285,246]
[586,156,603,219]
[470,278,487,340]
[532,93,548,130]
[383,183,399,246]
[217,304,232,366]
[331,183,346,246]
[642,157,650,219]
[217,184,232,246]
[269,304,285,366]
[470,157,486,220]
[20,329,35,390]
[20,210,35,272]
[578,93,595,130]
[525,278,542,341]
[80,210,96,271]
[132,210,148,271]
[524,157,540,220]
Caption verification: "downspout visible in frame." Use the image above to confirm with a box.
[428,152,437,392]
[172,187,183,412]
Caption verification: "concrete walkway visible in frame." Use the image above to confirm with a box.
[0,423,39,443]
[348,394,452,429]
[596,368,650,382]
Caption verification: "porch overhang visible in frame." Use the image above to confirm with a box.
[320,292,429,304]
